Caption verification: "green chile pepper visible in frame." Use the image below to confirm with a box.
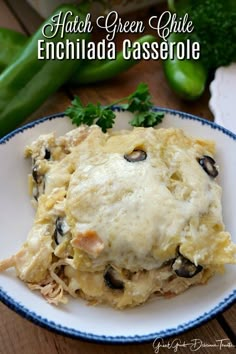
[163,34,208,100]
[0,28,28,71]
[70,34,157,85]
[0,4,90,138]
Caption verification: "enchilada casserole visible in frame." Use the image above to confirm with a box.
[0,125,235,308]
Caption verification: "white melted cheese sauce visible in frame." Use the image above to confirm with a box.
[61,127,227,271]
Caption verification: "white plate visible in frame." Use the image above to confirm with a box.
[209,63,236,133]
[0,108,235,343]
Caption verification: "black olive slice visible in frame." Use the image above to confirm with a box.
[172,253,203,278]
[124,149,147,162]
[56,217,64,236]
[33,186,39,201]
[32,165,43,184]
[44,148,51,160]
[54,217,69,245]
[104,266,124,290]
[198,155,218,178]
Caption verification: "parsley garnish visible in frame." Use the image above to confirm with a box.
[129,110,165,127]
[65,83,164,132]
[65,98,115,133]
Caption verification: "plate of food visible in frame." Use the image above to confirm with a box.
[0,106,235,343]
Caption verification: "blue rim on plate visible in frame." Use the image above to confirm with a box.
[0,106,236,343]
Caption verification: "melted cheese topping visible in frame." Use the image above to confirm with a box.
[61,127,234,271]
[1,124,235,308]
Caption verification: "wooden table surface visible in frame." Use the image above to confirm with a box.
[0,1,235,353]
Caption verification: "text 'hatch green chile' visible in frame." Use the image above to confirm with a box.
[0,4,90,138]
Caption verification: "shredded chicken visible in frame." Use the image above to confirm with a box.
[28,276,68,305]
[49,259,77,298]
[71,230,104,257]
[0,256,15,271]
